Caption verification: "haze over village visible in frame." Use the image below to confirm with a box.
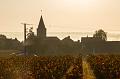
[1,0,120,79]
[1,0,120,33]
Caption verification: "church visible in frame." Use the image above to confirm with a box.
[37,15,60,43]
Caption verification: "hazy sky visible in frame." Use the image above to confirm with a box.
[0,0,120,32]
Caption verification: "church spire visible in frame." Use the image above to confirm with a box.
[38,15,45,29]
[37,15,46,39]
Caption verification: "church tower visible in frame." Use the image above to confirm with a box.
[37,15,46,39]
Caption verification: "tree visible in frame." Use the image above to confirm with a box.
[93,29,107,41]
[26,27,36,55]
[27,27,35,40]
[0,34,6,39]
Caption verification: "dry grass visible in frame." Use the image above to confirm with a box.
[0,50,20,58]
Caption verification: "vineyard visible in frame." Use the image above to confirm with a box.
[0,54,120,79]
[87,54,120,79]
[0,55,83,79]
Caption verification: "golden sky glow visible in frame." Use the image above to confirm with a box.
[0,0,120,32]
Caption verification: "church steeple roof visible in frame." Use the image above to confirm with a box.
[38,15,46,29]
[37,15,46,38]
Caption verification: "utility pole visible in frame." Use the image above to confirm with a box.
[21,23,33,56]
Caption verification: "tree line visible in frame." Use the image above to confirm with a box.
[0,29,107,54]
[0,34,22,50]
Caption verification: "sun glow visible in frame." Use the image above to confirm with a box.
[64,0,96,8]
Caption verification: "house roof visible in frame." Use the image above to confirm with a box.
[46,37,60,41]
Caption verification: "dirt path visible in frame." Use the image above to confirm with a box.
[62,57,96,79]
[82,58,96,79]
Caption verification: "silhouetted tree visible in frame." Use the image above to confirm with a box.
[0,34,22,50]
[93,29,107,41]
[0,34,6,39]
[26,27,36,55]
[27,27,35,40]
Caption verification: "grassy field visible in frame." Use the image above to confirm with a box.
[0,50,20,58]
